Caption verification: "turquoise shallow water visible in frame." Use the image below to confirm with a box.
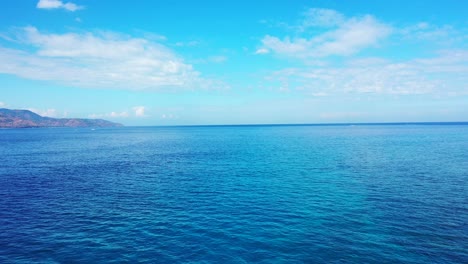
[0,124,467,263]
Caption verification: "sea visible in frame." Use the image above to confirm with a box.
[0,124,467,263]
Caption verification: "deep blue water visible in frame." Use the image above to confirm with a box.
[0,124,467,263]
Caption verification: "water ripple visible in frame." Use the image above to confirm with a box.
[0,125,467,263]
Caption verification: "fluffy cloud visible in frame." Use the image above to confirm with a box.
[0,27,224,91]
[37,0,83,12]
[0,102,6,107]
[258,8,392,58]
[133,106,146,117]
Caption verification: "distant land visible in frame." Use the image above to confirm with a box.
[0,108,123,128]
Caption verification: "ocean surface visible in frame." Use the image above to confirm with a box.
[0,124,467,263]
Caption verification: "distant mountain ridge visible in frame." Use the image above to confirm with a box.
[0,108,123,128]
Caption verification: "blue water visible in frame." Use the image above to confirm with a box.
[0,124,467,263]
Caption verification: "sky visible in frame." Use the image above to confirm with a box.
[0,0,467,125]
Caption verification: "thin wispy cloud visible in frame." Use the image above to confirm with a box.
[254,48,269,55]
[193,55,228,64]
[37,0,84,12]
[399,22,464,45]
[175,40,200,47]
[161,113,178,120]
[89,106,149,119]
[0,27,226,91]
[89,112,128,119]
[28,108,59,117]
[263,50,468,96]
[299,8,345,29]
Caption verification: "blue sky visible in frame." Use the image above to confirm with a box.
[0,0,467,125]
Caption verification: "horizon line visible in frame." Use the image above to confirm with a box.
[125,121,468,128]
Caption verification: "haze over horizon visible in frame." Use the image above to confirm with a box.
[1,0,467,126]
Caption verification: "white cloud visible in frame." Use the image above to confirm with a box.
[400,22,456,42]
[28,108,58,117]
[37,0,83,12]
[161,113,178,120]
[37,0,62,9]
[0,27,225,91]
[258,9,392,58]
[264,51,468,96]
[89,106,149,119]
[300,8,345,29]
[0,102,6,107]
[89,111,128,119]
[133,106,146,117]
[193,55,228,64]
[256,8,467,97]
[255,48,270,55]
[209,56,227,63]
[110,111,129,118]
[175,40,200,47]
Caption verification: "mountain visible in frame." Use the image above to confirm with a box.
[0,108,123,128]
